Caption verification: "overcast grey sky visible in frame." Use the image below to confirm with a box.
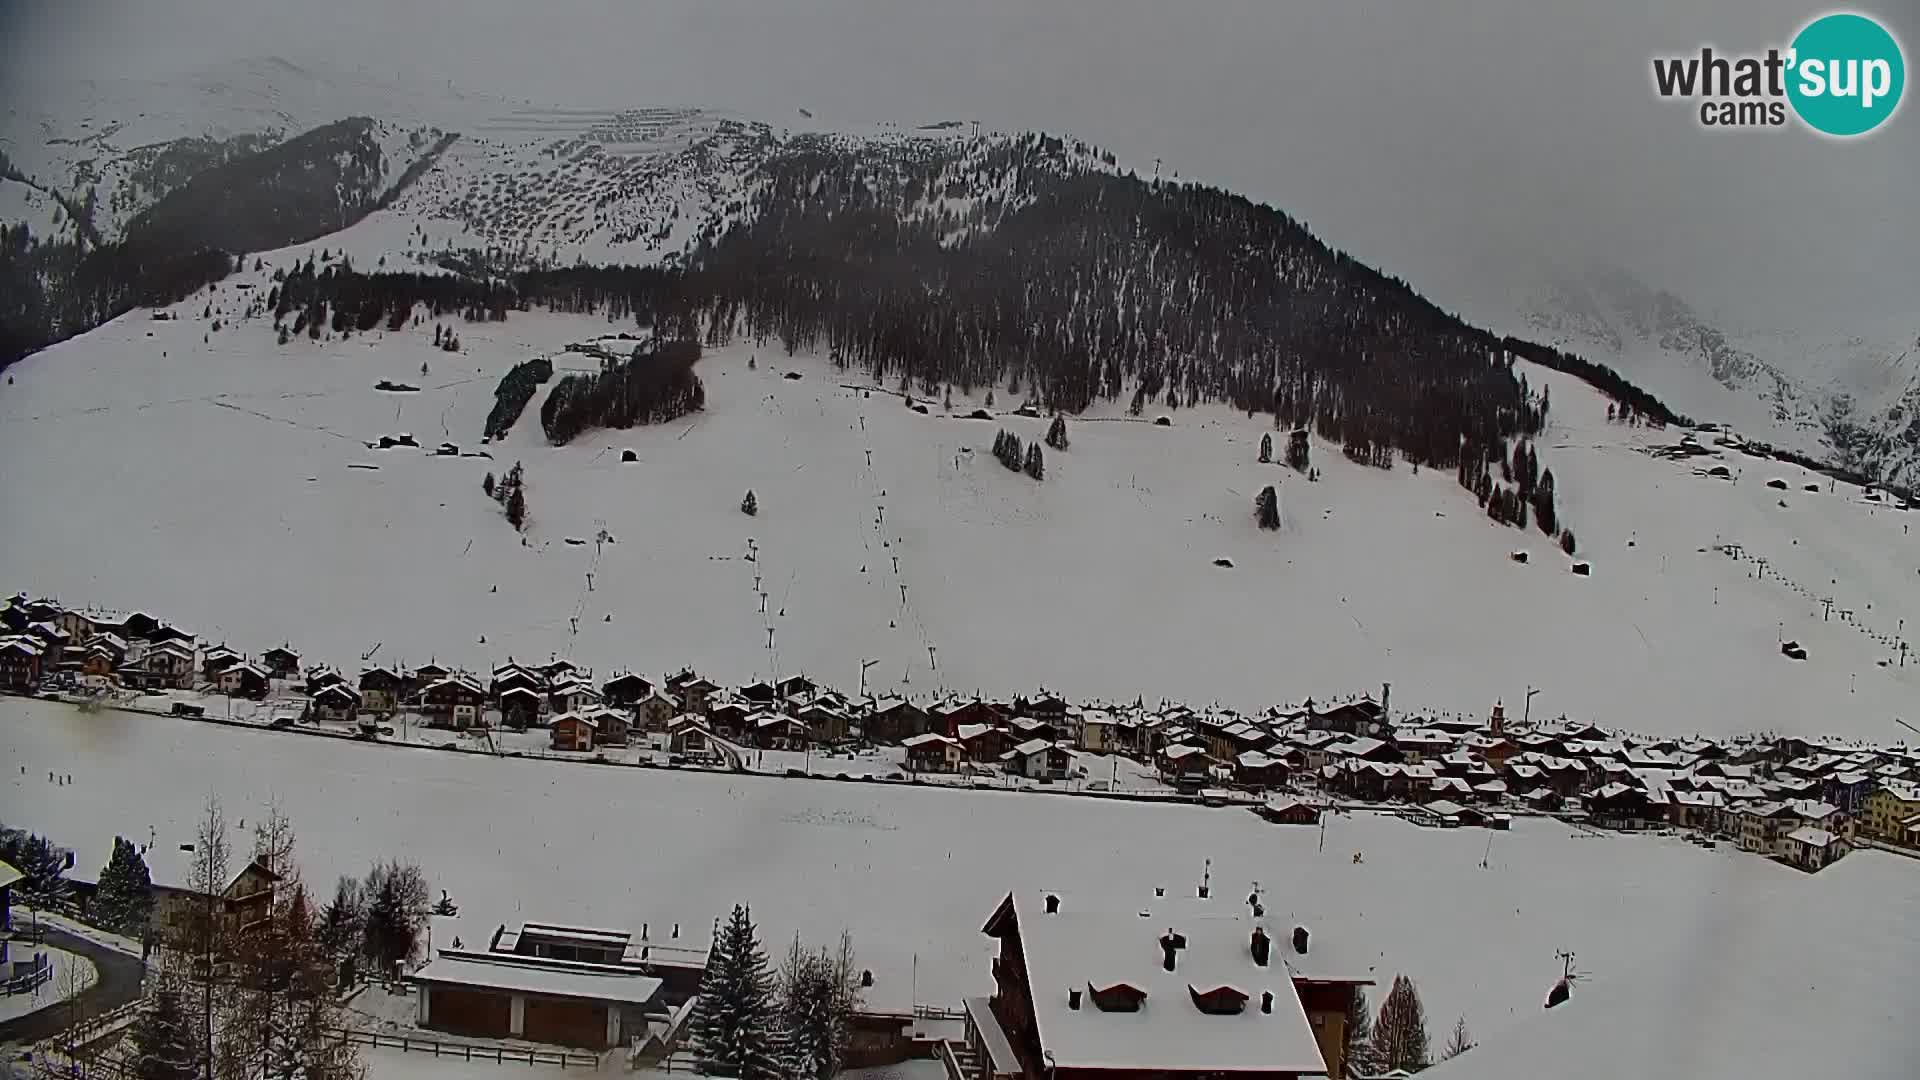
[4,0,1914,332]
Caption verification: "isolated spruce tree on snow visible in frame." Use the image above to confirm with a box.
[1024,443,1045,481]
[693,905,785,1080]
[1255,486,1281,530]
[1046,414,1069,451]
[741,490,758,517]
[985,389,995,409]
[1442,1016,1475,1060]
[129,979,199,1080]
[1369,974,1431,1072]
[1286,429,1311,472]
[505,487,527,530]
[1560,529,1578,556]
[482,472,495,498]
[94,836,155,936]
[1258,432,1272,464]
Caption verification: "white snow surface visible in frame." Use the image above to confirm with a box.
[0,943,98,1025]
[1419,844,1920,1080]
[6,696,1919,1048]
[1,284,1917,739]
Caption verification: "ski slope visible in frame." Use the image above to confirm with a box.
[5,695,1915,1048]
[0,266,1916,740]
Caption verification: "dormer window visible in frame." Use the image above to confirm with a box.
[1188,984,1250,1015]
[1088,982,1148,1012]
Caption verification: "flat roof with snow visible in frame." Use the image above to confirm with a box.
[412,952,662,1005]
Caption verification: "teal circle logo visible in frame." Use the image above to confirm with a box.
[1787,12,1905,136]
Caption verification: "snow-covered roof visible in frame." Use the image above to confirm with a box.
[1010,738,1051,757]
[1001,895,1328,1074]
[1878,780,1920,803]
[1787,799,1840,823]
[1786,826,1837,848]
[1163,744,1207,762]
[412,952,662,1005]
[902,733,957,749]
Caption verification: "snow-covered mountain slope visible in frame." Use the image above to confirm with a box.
[1519,264,1920,487]
[2,263,1915,741]
[0,57,475,244]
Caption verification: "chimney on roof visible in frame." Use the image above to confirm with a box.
[642,922,649,940]
[1381,681,1391,716]
[862,969,874,988]
[1068,989,1082,1011]
[1250,927,1271,967]
[1045,893,1060,915]
[1291,926,1309,956]
[1155,886,1165,898]
[1261,991,1274,1014]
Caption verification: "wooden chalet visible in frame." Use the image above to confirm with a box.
[261,646,301,679]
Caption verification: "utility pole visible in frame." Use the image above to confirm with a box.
[858,658,878,699]
[1524,686,1541,728]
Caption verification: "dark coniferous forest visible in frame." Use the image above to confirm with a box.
[5,128,1692,505]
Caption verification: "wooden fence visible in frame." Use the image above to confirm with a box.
[329,1027,600,1069]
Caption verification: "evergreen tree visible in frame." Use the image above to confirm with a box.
[1344,987,1378,1078]
[1286,429,1311,472]
[1561,529,1577,556]
[1255,486,1280,530]
[741,490,758,516]
[317,876,365,988]
[1259,432,1272,463]
[505,486,527,530]
[1533,467,1558,536]
[129,979,199,1080]
[1442,1016,1475,1060]
[430,891,458,917]
[94,836,155,936]
[360,860,429,979]
[482,472,495,498]
[1046,415,1069,451]
[0,827,70,919]
[692,905,785,1080]
[984,389,995,409]
[1369,974,1431,1073]
[1024,443,1045,481]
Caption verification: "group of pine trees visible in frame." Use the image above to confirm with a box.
[1457,438,1577,554]
[690,905,864,1080]
[1343,974,1474,1076]
[485,356,555,440]
[539,340,705,446]
[484,461,528,530]
[992,429,1044,480]
[122,799,377,1080]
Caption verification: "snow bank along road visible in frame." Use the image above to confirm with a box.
[4,696,1915,1048]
